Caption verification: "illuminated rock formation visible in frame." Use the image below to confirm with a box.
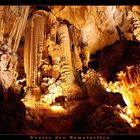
[0,6,29,51]
[0,6,29,101]
[57,23,88,100]
[1,6,140,104]
[33,10,58,42]
[117,65,140,118]
[127,7,140,42]
[100,64,140,118]
[24,10,57,88]
[23,9,89,101]
[69,25,90,72]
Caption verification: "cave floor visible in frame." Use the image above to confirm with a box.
[21,98,140,135]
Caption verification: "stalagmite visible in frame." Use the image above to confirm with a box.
[117,71,127,89]
[126,66,134,86]
[23,9,89,100]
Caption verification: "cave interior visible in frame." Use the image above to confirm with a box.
[1,5,140,135]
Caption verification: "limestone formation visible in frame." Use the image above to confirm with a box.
[127,10,140,41]
[100,64,140,118]
[0,6,29,101]
[69,25,90,72]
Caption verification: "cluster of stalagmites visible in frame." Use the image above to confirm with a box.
[23,9,90,105]
[3,6,140,107]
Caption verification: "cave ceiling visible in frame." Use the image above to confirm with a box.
[1,6,140,53]
[27,5,139,53]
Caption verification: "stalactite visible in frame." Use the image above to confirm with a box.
[24,17,38,88]
[12,6,30,52]
[7,17,20,46]
[69,25,83,47]
[81,42,90,69]
[0,6,5,42]
[23,9,88,100]
[24,13,45,88]
[0,6,29,50]
[0,18,4,42]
